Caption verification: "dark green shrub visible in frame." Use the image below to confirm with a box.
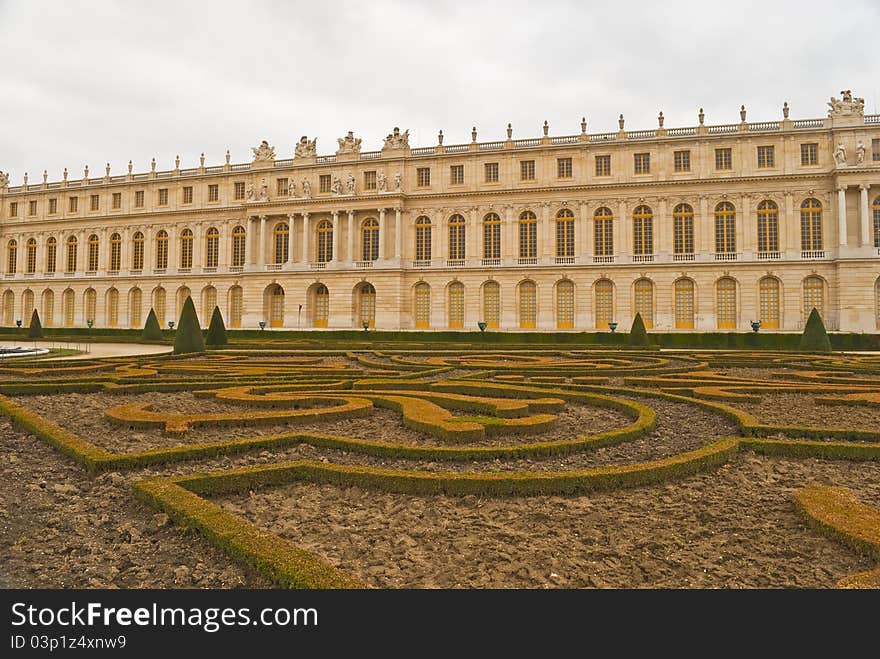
[799,308,832,353]
[628,313,650,346]
[173,296,205,354]
[141,308,164,343]
[205,306,228,346]
[28,308,44,338]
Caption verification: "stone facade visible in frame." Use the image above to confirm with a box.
[1,92,879,333]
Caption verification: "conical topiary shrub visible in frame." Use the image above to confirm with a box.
[173,296,205,354]
[141,308,164,342]
[28,308,43,338]
[799,307,831,353]
[628,312,650,346]
[205,305,228,347]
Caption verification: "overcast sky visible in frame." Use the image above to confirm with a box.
[1,0,877,183]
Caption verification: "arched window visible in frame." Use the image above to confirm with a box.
[482,281,500,329]
[448,282,464,328]
[714,202,736,253]
[414,282,430,328]
[483,213,501,260]
[84,288,97,324]
[132,231,144,270]
[176,286,191,320]
[800,198,823,251]
[556,209,575,259]
[87,234,99,272]
[673,204,694,256]
[415,216,432,262]
[231,226,246,267]
[205,227,219,268]
[273,223,288,265]
[594,207,614,257]
[179,228,193,269]
[448,215,466,261]
[634,278,654,328]
[153,287,166,326]
[268,284,284,327]
[757,200,779,253]
[228,285,243,328]
[518,211,537,260]
[155,230,168,270]
[803,276,825,323]
[594,279,614,329]
[42,289,54,327]
[65,236,77,273]
[361,218,379,261]
[129,288,142,327]
[62,289,75,327]
[716,278,737,329]
[6,240,17,274]
[2,290,13,325]
[519,280,536,328]
[358,283,376,328]
[875,278,880,330]
[556,280,574,329]
[313,284,329,328]
[632,205,653,256]
[203,286,217,324]
[674,279,695,329]
[316,220,333,263]
[46,237,57,274]
[25,238,37,274]
[109,233,121,271]
[759,277,780,329]
[22,290,34,326]
[873,197,880,248]
[106,288,119,327]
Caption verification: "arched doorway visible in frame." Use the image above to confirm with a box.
[266,284,285,328]
[357,283,376,328]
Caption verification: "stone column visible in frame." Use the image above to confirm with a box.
[257,215,267,266]
[193,223,202,269]
[168,224,177,271]
[860,185,871,247]
[783,192,795,253]
[144,226,153,272]
[301,213,310,263]
[99,228,107,273]
[467,207,477,261]
[394,208,402,260]
[657,198,669,256]
[287,214,296,265]
[347,210,355,262]
[432,209,442,261]
[617,200,627,258]
[121,227,129,273]
[739,194,750,253]
[378,208,386,260]
[541,203,551,259]
[698,197,709,254]
[837,186,847,247]
[332,211,340,262]
[219,222,228,269]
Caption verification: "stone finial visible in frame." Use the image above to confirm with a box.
[175,154,180,169]
[507,123,512,139]
[200,153,205,167]
[63,167,68,181]
[23,172,28,185]
[128,160,133,174]
[151,158,156,172]
[84,165,89,179]
[658,111,664,128]
[43,170,48,183]
[698,108,705,125]
[543,120,549,136]
[438,129,443,145]
[471,126,477,142]
[618,114,625,130]
[581,117,587,134]
[105,163,111,177]
[225,149,231,164]
[740,104,747,122]
[783,102,790,119]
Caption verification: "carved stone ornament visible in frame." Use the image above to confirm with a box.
[331,176,343,196]
[0,170,8,188]
[382,127,410,150]
[251,140,276,162]
[336,131,362,155]
[827,90,865,117]
[393,171,402,191]
[301,179,312,198]
[377,171,387,193]
[346,172,356,195]
[294,136,317,158]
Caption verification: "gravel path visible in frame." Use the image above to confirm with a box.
[737,393,880,431]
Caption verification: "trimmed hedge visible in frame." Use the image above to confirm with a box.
[142,308,165,343]
[799,308,832,353]
[173,296,205,354]
[205,306,228,347]
[28,309,43,338]
[628,313,650,347]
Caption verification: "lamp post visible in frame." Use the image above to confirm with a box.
[298,304,303,330]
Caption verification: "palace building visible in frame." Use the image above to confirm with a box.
[1,91,879,333]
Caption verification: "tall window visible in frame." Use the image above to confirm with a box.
[203,286,217,324]
[208,184,219,202]
[68,197,78,213]
[520,160,535,181]
[518,211,537,259]
[632,205,653,256]
[714,202,736,253]
[29,200,38,215]
[716,278,736,329]
[414,283,430,328]
[673,150,690,172]
[129,288,142,327]
[556,209,574,258]
[363,171,376,191]
[176,286,191,319]
[232,226,246,267]
[9,202,18,217]
[873,196,880,248]
[316,220,333,263]
[229,285,243,328]
[62,289,75,326]
[415,216,432,261]
[49,198,58,214]
[319,175,331,193]
[46,237,57,273]
[134,190,144,207]
[483,281,500,329]
[557,157,572,179]
[273,223,289,264]
[595,155,611,177]
[112,192,121,209]
[594,207,614,256]
[106,288,119,327]
[87,234,99,272]
[800,143,818,165]
[876,278,880,330]
[482,213,501,260]
[158,188,168,206]
[361,219,379,261]
[673,204,694,255]
[759,277,780,329]
[6,240,17,274]
[594,279,614,329]
[65,236,77,273]
[416,167,430,187]
[757,145,775,168]
[674,279,695,329]
[84,288,96,324]
[205,227,219,268]
[448,215,466,260]
[803,276,825,323]
[155,230,168,269]
[519,281,536,329]
[42,289,54,327]
[109,233,121,271]
[556,280,574,329]
[800,198,823,251]
[153,287,166,326]
[715,148,732,170]
[268,284,284,327]
[757,200,779,253]
[182,186,193,204]
[358,283,376,328]
[26,238,36,274]
[484,162,499,183]
[634,278,654,328]
[450,165,464,185]
[179,228,193,269]
[275,178,288,196]
[448,282,464,328]
[313,284,328,328]
[22,290,34,326]
[234,182,246,200]
[132,231,144,270]
[634,153,650,174]
[2,290,13,325]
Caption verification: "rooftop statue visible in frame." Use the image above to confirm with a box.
[294,136,317,158]
[337,131,362,155]
[0,170,8,188]
[827,89,865,117]
[252,140,276,162]
[383,127,410,150]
